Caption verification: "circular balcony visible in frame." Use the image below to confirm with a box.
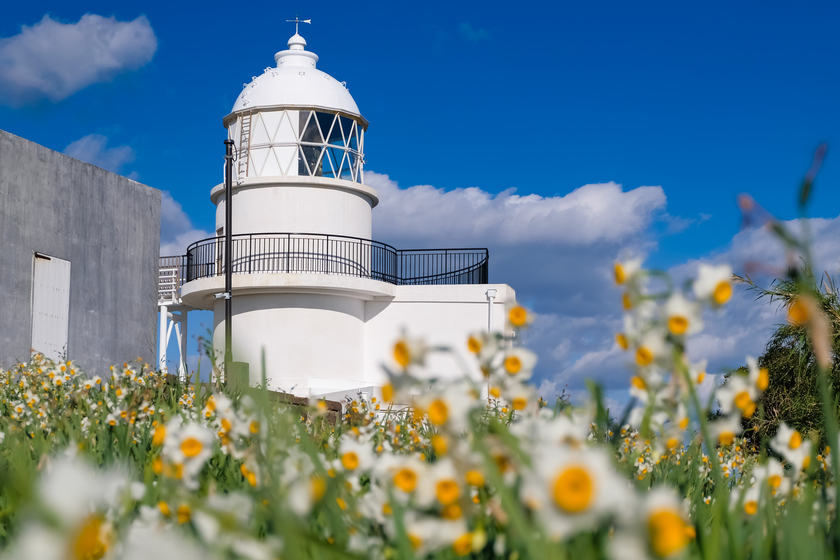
[159,233,489,300]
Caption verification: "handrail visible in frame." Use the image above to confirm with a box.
[176,232,488,287]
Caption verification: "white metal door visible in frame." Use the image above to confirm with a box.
[31,254,71,361]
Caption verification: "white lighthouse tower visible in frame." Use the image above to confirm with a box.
[174,29,515,398]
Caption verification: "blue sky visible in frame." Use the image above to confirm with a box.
[1,1,838,401]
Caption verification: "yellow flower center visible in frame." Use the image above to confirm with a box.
[249,420,260,434]
[713,281,732,305]
[668,316,689,335]
[631,376,646,390]
[394,468,417,492]
[667,437,680,450]
[504,355,522,375]
[734,391,752,411]
[757,368,769,391]
[553,465,593,513]
[341,451,359,471]
[152,426,166,446]
[436,479,460,505]
[616,333,629,350]
[453,533,473,556]
[382,383,394,403]
[490,386,501,398]
[509,306,528,327]
[614,263,627,284]
[428,400,448,425]
[635,347,653,366]
[789,431,802,450]
[697,371,706,384]
[442,504,463,519]
[221,418,231,432]
[336,497,347,510]
[744,501,758,515]
[768,474,782,489]
[679,417,690,430]
[719,432,735,446]
[622,292,633,310]
[466,470,485,487]
[394,341,410,367]
[432,434,448,455]
[513,397,527,410]
[73,516,108,560]
[648,509,690,557]
[180,437,203,458]
[158,501,170,516]
[177,505,191,524]
[408,534,422,551]
[467,336,482,354]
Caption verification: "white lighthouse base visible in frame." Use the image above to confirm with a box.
[181,275,514,396]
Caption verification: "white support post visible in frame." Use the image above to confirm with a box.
[158,304,168,372]
[179,311,189,382]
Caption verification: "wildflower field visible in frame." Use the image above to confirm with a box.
[1,163,839,560]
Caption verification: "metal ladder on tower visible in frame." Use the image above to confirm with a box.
[237,112,251,179]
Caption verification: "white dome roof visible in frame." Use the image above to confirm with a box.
[229,34,363,122]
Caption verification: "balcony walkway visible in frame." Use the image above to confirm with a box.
[158,232,489,302]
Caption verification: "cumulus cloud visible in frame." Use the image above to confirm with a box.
[369,172,666,247]
[458,22,490,43]
[63,134,136,174]
[0,14,157,106]
[159,191,213,257]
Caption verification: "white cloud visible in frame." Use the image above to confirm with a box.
[370,172,666,247]
[63,134,135,174]
[0,14,157,106]
[159,191,213,256]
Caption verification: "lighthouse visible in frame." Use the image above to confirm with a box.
[170,29,515,399]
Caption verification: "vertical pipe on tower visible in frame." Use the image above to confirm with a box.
[224,140,235,375]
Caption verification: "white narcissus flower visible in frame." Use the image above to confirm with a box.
[663,293,703,336]
[632,329,671,370]
[694,263,733,306]
[771,422,812,473]
[495,347,537,380]
[386,510,469,558]
[162,418,214,490]
[746,356,769,392]
[392,333,429,369]
[520,447,635,539]
[415,379,476,434]
[415,457,463,510]
[614,258,644,287]
[716,375,757,419]
[506,301,534,330]
[710,414,743,446]
[337,435,375,473]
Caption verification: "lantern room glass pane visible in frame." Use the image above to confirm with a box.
[316,112,340,144]
[298,145,323,176]
[299,111,323,144]
[339,116,354,147]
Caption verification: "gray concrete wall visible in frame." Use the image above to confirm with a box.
[0,129,161,374]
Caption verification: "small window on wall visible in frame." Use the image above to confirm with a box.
[31,253,71,361]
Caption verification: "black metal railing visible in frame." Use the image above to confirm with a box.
[174,233,488,286]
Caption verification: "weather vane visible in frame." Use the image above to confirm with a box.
[286,15,312,35]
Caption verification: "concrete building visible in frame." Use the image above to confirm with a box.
[163,32,515,398]
[0,129,161,373]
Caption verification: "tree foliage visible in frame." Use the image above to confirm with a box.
[733,269,840,445]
